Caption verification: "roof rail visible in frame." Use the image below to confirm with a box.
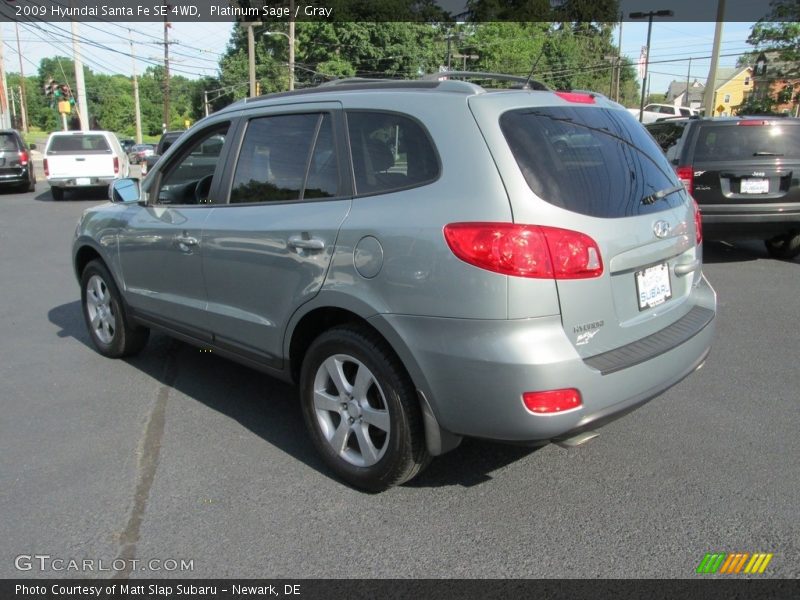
[419,71,549,91]
[317,77,395,87]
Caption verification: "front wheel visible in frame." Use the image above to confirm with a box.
[764,231,800,260]
[299,325,430,491]
[80,260,149,358]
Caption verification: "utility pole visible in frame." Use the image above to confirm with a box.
[246,22,257,97]
[129,31,143,143]
[0,24,10,129]
[71,21,89,130]
[203,90,209,117]
[703,0,726,117]
[162,2,171,133]
[288,1,295,91]
[630,9,674,122]
[685,57,692,108]
[615,13,623,102]
[14,23,27,133]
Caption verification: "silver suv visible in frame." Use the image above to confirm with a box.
[73,76,716,491]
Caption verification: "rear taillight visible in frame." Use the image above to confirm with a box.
[113,156,119,174]
[555,91,596,104]
[443,223,603,279]
[693,199,703,245]
[737,120,769,126]
[523,389,582,414]
[43,158,49,177]
[18,151,28,166]
[676,165,694,195]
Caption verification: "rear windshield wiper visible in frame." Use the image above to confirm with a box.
[753,151,783,156]
[641,184,684,205]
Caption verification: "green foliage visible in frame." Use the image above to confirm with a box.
[747,2,800,79]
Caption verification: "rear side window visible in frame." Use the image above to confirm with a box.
[646,121,688,159]
[230,113,338,204]
[346,111,439,196]
[0,133,20,151]
[693,123,800,162]
[500,107,685,218]
[48,134,111,153]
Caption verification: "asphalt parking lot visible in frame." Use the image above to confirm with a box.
[1,185,798,579]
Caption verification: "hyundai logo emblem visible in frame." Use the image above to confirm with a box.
[653,220,671,239]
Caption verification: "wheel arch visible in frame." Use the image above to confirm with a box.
[285,292,462,456]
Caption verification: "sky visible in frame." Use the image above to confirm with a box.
[1,19,758,105]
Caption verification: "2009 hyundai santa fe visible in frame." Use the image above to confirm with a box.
[72,75,716,491]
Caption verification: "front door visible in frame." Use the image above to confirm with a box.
[118,122,233,336]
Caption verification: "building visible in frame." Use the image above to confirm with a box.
[664,66,754,116]
[665,79,705,110]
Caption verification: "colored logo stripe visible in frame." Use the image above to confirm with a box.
[696,552,773,574]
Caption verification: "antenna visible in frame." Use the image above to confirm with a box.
[523,40,549,90]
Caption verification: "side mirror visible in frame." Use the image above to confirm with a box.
[29,143,37,150]
[109,178,141,203]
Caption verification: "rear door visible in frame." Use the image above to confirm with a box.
[686,120,800,207]
[0,132,24,180]
[200,104,350,368]
[470,95,703,357]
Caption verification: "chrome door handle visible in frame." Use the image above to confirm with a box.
[175,235,199,247]
[288,235,325,251]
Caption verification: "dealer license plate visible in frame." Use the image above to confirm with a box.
[636,263,672,311]
[741,178,768,194]
[76,177,91,186]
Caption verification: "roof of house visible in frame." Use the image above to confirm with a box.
[666,79,704,103]
[714,66,752,90]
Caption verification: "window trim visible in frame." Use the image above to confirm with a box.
[147,120,233,208]
[344,109,442,199]
[220,109,351,207]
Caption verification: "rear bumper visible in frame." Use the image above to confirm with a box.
[373,275,716,443]
[47,176,117,188]
[0,168,31,186]
[700,203,800,238]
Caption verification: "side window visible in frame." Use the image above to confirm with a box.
[346,111,439,196]
[679,108,691,116]
[229,113,337,204]
[156,124,229,205]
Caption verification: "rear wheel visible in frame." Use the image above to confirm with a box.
[764,231,800,260]
[80,260,149,358]
[51,186,64,201]
[299,325,430,491]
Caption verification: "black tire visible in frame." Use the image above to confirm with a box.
[51,186,64,201]
[299,325,430,492]
[80,259,149,358]
[764,231,800,260]
[27,177,35,193]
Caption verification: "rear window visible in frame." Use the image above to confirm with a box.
[500,107,685,218]
[48,134,111,153]
[0,133,20,151]
[692,122,800,162]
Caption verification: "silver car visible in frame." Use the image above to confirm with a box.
[72,76,715,491]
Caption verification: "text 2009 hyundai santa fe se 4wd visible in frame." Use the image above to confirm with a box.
[72,75,716,491]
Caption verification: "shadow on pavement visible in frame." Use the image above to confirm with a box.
[47,300,539,491]
[34,187,109,202]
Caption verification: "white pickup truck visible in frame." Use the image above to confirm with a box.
[627,103,698,124]
[44,131,129,200]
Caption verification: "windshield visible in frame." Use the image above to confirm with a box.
[500,107,686,218]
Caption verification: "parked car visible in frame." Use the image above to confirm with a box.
[0,129,36,193]
[73,76,715,490]
[142,130,185,175]
[629,103,698,124]
[119,138,136,154]
[44,130,129,200]
[128,143,154,164]
[646,117,800,259]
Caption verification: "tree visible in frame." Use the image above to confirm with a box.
[747,2,799,79]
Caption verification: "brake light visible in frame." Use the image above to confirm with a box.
[443,223,603,279]
[113,156,119,174]
[737,120,768,126]
[523,389,582,414]
[18,151,28,166]
[555,91,596,104]
[676,165,694,195]
[43,158,49,177]
[693,199,703,245]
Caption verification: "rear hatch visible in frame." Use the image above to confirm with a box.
[470,93,702,357]
[684,119,800,207]
[45,133,117,179]
[0,132,25,177]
